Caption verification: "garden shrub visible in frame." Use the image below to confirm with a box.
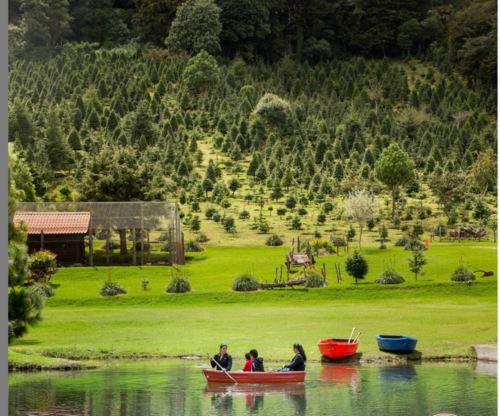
[232,273,260,291]
[185,239,203,252]
[166,276,191,293]
[304,271,327,288]
[195,233,209,243]
[141,279,150,290]
[99,272,127,296]
[158,232,169,242]
[160,242,170,252]
[29,282,55,298]
[205,207,218,219]
[239,210,250,220]
[450,261,476,282]
[375,269,405,284]
[266,234,283,246]
[134,241,151,251]
[330,237,346,247]
[395,235,410,247]
[311,238,335,255]
[404,239,427,251]
[102,239,119,250]
[95,230,108,240]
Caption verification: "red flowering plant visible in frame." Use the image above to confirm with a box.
[29,250,58,274]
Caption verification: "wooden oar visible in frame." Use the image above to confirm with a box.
[207,353,238,384]
[353,332,361,343]
[348,327,356,344]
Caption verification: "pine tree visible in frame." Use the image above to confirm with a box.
[68,129,82,151]
[46,110,72,171]
[88,109,100,131]
[8,158,44,343]
[270,176,284,201]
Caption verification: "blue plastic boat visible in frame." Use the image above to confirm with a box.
[375,335,418,354]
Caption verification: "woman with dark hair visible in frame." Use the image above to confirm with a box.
[277,343,307,372]
[210,343,233,371]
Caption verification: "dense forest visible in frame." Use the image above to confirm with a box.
[7,0,498,243]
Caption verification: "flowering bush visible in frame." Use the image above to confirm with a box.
[29,250,57,272]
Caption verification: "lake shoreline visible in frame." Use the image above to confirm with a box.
[9,350,485,372]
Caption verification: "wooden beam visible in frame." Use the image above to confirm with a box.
[147,230,150,263]
[89,223,93,267]
[40,229,44,250]
[106,229,110,266]
[132,228,136,266]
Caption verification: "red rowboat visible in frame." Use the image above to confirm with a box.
[318,338,359,359]
[202,369,305,383]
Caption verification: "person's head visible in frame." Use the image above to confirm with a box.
[220,343,228,354]
[245,352,251,360]
[249,349,258,359]
[293,343,307,362]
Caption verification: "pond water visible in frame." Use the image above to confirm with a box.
[8,360,497,416]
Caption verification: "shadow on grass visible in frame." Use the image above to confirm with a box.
[185,256,208,263]
[11,339,42,346]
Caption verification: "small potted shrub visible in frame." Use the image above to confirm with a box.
[29,282,55,298]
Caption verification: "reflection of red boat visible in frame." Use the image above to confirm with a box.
[202,369,305,383]
[318,338,359,359]
[203,383,306,396]
[319,365,360,383]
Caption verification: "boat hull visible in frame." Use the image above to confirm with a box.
[376,335,418,353]
[202,369,305,383]
[318,338,359,359]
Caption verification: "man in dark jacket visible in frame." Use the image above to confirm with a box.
[210,343,232,371]
[249,349,265,372]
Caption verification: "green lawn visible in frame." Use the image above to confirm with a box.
[9,243,497,366]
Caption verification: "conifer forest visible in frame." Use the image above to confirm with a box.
[8,0,497,245]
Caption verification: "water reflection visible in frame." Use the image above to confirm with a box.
[8,360,497,416]
[204,383,307,415]
[377,363,418,382]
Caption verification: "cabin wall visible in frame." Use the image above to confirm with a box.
[27,234,86,263]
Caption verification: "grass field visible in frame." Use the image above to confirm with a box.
[9,243,497,369]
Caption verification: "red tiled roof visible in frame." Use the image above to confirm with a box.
[13,212,91,235]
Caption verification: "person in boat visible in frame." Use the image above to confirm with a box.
[242,352,252,372]
[210,343,233,371]
[277,343,307,372]
[249,349,265,372]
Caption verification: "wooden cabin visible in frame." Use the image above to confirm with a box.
[13,212,90,263]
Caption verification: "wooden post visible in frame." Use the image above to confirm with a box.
[132,228,136,266]
[89,223,93,267]
[106,229,110,266]
[494,228,497,243]
[338,262,342,282]
[297,236,300,253]
[280,264,283,282]
[147,231,150,263]
[140,204,144,266]
[40,229,44,250]
[439,227,442,242]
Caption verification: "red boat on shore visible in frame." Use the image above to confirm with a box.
[318,338,359,359]
[202,369,306,383]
